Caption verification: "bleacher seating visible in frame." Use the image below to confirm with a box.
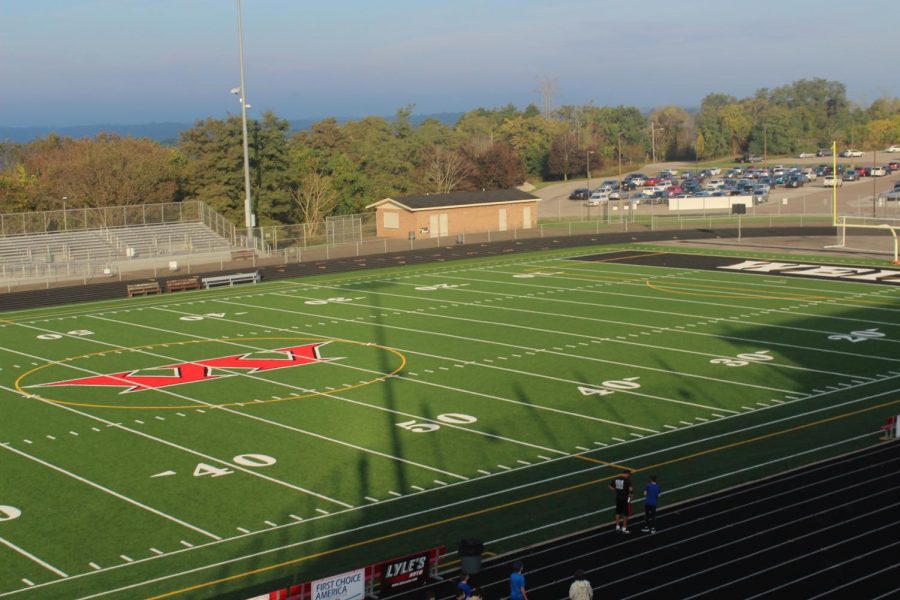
[0,222,236,286]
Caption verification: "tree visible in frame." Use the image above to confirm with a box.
[694,132,706,161]
[650,106,693,160]
[720,103,752,155]
[422,146,471,194]
[546,130,582,181]
[463,141,525,190]
[21,134,179,211]
[290,171,338,237]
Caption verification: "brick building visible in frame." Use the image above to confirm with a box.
[366,189,541,239]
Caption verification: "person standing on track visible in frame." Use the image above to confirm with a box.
[609,469,633,533]
[568,569,593,600]
[642,474,661,533]
[509,560,528,600]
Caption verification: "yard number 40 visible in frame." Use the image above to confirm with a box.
[0,506,21,521]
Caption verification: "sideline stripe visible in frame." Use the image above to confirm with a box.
[0,536,68,578]
[142,397,900,599]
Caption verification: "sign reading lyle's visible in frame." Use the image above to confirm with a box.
[718,260,900,284]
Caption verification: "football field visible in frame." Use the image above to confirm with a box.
[1,245,899,599]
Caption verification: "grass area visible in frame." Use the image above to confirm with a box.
[1,244,898,598]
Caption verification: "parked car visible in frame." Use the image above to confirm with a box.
[885,189,900,201]
[888,161,900,172]
[840,149,864,158]
[797,151,816,158]
[842,169,859,181]
[885,145,900,153]
[707,167,722,176]
[816,148,832,157]
[855,166,870,177]
[800,167,817,181]
[785,175,804,188]
[568,188,591,200]
[870,166,886,177]
[823,175,843,187]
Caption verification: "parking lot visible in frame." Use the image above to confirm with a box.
[536,153,900,222]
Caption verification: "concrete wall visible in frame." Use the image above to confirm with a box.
[374,201,539,238]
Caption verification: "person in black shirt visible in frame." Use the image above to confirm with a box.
[609,470,633,533]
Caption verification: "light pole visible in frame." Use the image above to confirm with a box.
[586,150,595,191]
[617,132,624,222]
[61,196,68,231]
[873,149,877,217]
[235,0,254,234]
[650,123,665,164]
[763,123,768,168]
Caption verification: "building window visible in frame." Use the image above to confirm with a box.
[383,211,399,229]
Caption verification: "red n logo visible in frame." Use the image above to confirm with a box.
[39,343,331,393]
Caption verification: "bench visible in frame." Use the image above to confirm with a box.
[166,277,201,293]
[126,282,161,297]
[200,271,260,289]
[231,249,256,261]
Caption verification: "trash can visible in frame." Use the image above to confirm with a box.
[458,539,484,574]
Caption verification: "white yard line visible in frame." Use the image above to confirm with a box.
[0,536,68,578]
[235,294,792,396]
[4,325,465,487]
[1,387,891,599]
[0,443,220,541]
[93,313,591,451]
[293,280,873,380]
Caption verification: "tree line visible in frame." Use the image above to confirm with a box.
[1,78,898,227]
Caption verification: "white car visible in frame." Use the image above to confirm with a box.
[840,149,864,158]
[885,145,900,153]
[707,167,722,176]
[797,152,816,158]
[800,167,817,181]
[870,166,886,177]
[823,175,843,187]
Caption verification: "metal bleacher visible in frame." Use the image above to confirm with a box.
[0,201,243,289]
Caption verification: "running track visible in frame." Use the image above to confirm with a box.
[399,438,900,599]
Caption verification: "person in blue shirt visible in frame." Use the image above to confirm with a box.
[456,573,474,599]
[510,560,527,600]
[642,475,661,533]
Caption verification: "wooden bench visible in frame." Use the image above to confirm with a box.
[231,249,256,261]
[200,271,260,289]
[126,282,161,297]
[166,277,201,293]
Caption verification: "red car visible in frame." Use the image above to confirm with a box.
[856,166,870,177]
[644,177,658,186]
[888,161,900,172]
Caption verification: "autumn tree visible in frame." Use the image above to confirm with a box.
[463,141,525,190]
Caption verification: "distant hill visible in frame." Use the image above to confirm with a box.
[0,112,465,145]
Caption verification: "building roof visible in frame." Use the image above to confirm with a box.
[366,188,540,211]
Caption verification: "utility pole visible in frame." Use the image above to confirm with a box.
[651,122,657,164]
[763,123,768,169]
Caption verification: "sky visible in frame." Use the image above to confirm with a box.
[0,0,896,127]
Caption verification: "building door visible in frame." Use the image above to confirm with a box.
[438,214,449,236]
[429,215,439,238]
[498,208,507,231]
[523,206,532,229]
